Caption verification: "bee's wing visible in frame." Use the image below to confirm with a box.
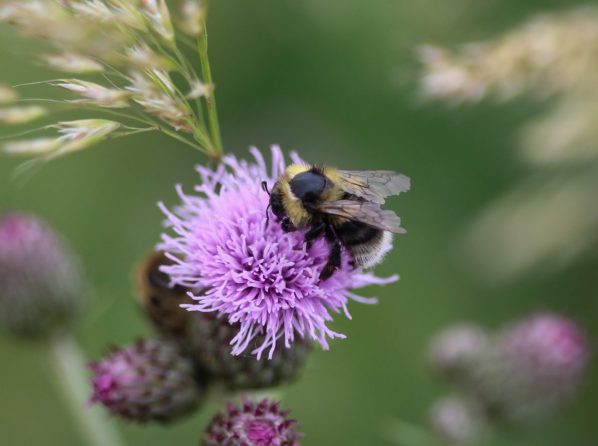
[318,200,406,233]
[338,170,410,204]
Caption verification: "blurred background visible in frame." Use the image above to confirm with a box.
[1,0,597,445]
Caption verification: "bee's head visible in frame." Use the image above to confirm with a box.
[261,181,287,223]
[288,170,328,204]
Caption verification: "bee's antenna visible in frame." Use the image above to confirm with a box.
[264,203,271,229]
[261,181,270,196]
[262,181,272,228]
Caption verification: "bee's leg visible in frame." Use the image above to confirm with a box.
[320,227,342,281]
[281,217,297,233]
[304,222,326,249]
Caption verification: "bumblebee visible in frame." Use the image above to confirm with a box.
[134,250,195,337]
[263,164,410,280]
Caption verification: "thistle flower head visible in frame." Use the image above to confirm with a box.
[159,146,398,359]
[189,312,311,390]
[428,323,488,379]
[469,313,589,423]
[203,398,301,446]
[429,396,486,445]
[0,212,84,337]
[90,338,202,423]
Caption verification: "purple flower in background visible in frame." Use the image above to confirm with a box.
[159,146,397,359]
[89,338,202,423]
[429,396,486,445]
[203,398,301,446]
[469,312,589,423]
[0,212,84,337]
[428,323,488,379]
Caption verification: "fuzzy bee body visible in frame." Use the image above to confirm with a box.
[265,164,409,280]
[335,219,393,268]
[134,251,194,337]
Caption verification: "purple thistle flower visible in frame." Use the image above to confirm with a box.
[469,312,589,423]
[203,398,301,446]
[0,212,84,337]
[89,338,202,423]
[159,146,398,359]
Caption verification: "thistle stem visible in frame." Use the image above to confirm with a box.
[47,334,126,446]
[198,24,223,162]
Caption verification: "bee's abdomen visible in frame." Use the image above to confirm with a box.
[336,221,392,269]
[336,220,380,244]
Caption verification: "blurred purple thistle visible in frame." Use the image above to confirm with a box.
[159,146,397,359]
[458,312,590,424]
[0,212,84,337]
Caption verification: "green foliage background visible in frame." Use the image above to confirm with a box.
[1,1,597,445]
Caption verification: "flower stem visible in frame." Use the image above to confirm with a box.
[47,334,126,446]
[198,24,223,163]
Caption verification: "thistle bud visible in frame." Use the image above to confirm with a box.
[469,313,589,424]
[189,312,311,390]
[428,323,488,379]
[429,396,486,445]
[203,399,302,446]
[0,212,84,337]
[90,338,202,423]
